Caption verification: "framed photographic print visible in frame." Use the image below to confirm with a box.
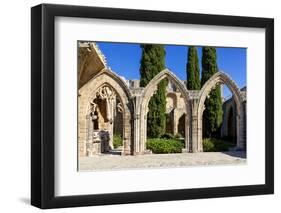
[31,3,274,209]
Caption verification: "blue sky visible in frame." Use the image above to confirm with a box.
[96,42,246,98]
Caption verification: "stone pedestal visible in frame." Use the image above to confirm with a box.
[86,130,110,156]
[86,141,101,157]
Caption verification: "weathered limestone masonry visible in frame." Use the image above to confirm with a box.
[221,87,247,144]
[78,42,247,157]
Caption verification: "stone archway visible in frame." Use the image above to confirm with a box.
[195,72,246,152]
[136,69,191,154]
[78,69,134,157]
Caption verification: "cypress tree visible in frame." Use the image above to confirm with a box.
[186,46,200,90]
[201,47,223,138]
[140,44,167,138]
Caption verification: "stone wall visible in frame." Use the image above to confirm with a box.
[221,98,237,139]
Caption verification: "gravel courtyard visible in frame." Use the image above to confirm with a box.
[79,151,246,171]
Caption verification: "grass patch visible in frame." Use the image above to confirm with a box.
[146,138,184,154]
[203,138,236,152]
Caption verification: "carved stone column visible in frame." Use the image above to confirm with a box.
[143,113,147,152]
[184,113,190,152]
[86,114,93,156]
[107,97,115,150]
[192,115,199,152]
[236,103,246,150]
[133,93,142,155]
[190,99,201,152]
[173,109,178,135]
[242,102,247,149]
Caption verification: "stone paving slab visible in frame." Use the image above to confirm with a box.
[78,151,246,171]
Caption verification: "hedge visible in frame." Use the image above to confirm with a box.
[146,138,183,154]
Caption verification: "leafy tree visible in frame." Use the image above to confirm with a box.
[201,47,223,138]
[140,44,167,138]
[186,46,200,90]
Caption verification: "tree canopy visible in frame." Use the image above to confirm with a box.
[140,44,167,138]
[186,46,200,90]
[201,47,223,138]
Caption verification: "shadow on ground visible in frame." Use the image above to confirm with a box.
[223,151,246,159]
[19,197,30,205]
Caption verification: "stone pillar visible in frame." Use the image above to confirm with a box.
[86,114,93,156]
[134,113,140,154]
[173,109,178,135]
[107,98,115,150]
[190,99,202,152]
[191,114,199,152]
[133,95,142,155]
[138,110,148,154]
[236,103,246,150]
[197,116,203,152]
[143,114,147,152]
[242,102,247,149]
[184,114,190,152]
[123,113,132,155]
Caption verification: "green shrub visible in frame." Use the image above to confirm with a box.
[113,134,123,149]
[146,138,183,154]
[202,138,215,152]
[203,138,235,152]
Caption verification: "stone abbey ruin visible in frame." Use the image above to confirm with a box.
[78,42,247,157]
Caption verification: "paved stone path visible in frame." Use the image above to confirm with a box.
[79,151,246,171]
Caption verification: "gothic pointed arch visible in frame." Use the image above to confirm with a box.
[141,69,190,111]
[137,69,191,153]
[78,69,134,156]
[195,71,246,151]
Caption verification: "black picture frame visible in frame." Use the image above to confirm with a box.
[31,3,274,209]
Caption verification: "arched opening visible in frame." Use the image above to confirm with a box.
[138,69,191,154]
[86,85,126,155]
[79,69,134,157]
[197,72,245,152]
